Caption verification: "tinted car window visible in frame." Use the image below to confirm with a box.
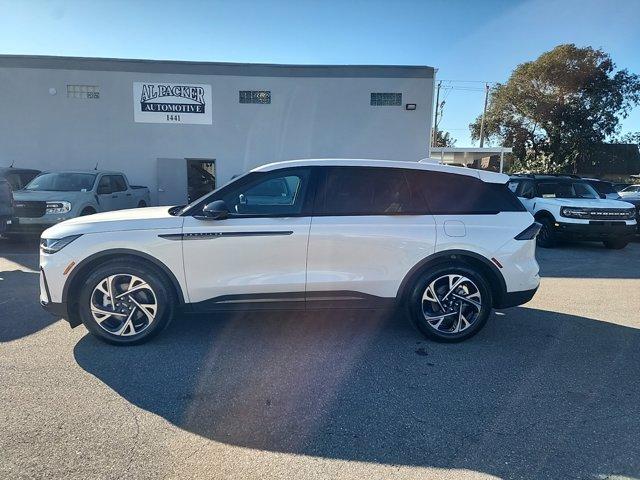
[537,181,598,199]
[97,176,112,194]
[518,180,535,198]
[111,175,127,192]
[588,180,616,195]
[5,173,22,190]
[221,168,310,216]
[412,171,525,214]
[316,167,418,215]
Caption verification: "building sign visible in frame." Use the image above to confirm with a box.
[133,82,212,124]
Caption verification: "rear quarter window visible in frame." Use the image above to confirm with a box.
[411,171,526,214]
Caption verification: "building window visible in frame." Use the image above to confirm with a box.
[239,90,271,104]
[67,85,100,99]
[370,92,402,106]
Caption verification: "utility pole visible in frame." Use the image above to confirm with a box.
[432,80,442,146]
[479,82,489,148]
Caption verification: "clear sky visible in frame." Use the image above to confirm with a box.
[1,0,639,146]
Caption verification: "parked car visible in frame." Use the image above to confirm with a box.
[0,177,13,235]
[614,183,632,192]
[508,174,636,249]
[619,184,640,196]
[618,193,640,232]
[39,159,541,345]
[10,171,150,233]
[582,178,621,200]
[0,166,41,191]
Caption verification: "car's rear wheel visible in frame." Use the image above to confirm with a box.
[77,260,175,345]
[603,238,629,249]
[408,264,493,342]
[536,217,556,248]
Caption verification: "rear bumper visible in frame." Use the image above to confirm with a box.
[495,286,538,309]
[554,221,636,240]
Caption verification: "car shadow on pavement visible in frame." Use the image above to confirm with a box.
[0,270,60,342]
[536,240,640,279]
[74,307,640,479]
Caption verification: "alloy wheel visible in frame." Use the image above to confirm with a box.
[421,274,482,334]
[90,274,158,336]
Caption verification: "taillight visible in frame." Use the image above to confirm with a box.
[515,222,542,240]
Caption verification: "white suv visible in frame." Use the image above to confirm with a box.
[508,175,637,249]
[40,159,540,345]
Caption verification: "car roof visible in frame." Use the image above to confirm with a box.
[253,158,509,184]
[510,174,587,182]
[38,170,122,175]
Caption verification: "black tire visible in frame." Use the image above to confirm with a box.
[80,207,96,216]
[536,217,557,248]
[77,259,175,345]
[603,238,629,249]
[138,201,147,208]
[407,264,493,343]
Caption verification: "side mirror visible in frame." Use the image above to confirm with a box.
[200,200,229,220]
[521,192,534,199]
[599,193,607,199]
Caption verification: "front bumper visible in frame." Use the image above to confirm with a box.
[39,267,80,327]
[7,212,76,234]
[554,221,636,240]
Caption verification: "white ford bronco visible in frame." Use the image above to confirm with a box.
[508,174,636,249]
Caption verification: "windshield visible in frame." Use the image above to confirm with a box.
[537,181,600,199]
[25,173,96,192]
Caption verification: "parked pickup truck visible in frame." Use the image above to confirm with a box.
[10,171,150,233]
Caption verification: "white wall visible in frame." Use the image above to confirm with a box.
[0,65,433,204]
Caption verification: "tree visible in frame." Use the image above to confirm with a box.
[432,130,456,147]
[614,131,640,145]
[470,44,640,173]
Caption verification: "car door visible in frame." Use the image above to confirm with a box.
[181,167,314,308]
[96,175,119,211]
[110,175,131,209]
[305,166,436,306]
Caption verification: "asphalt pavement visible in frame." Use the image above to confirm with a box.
[1,236,639,480]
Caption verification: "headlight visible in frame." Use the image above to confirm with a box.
[40,235,82,254]
[560,207,589,218]
[626,208,637,219]
[46,201,72,214]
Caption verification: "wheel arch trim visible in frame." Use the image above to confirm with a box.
[61,248,186,305]
[396,249,507,307]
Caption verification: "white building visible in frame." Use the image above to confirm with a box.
[0,55,435,204]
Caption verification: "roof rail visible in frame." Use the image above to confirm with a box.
[510,172,582,179]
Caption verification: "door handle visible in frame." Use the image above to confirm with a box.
[111,195,118,198]
[126,193,132,196]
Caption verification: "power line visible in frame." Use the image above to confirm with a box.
[439,79,500,84]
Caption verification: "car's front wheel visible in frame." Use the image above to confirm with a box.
[78,260,175,345]
[408,264,493,342]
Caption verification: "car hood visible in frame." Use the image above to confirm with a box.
[13,190,89,202]
[536,197,635,209]
[42,206,184,238]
